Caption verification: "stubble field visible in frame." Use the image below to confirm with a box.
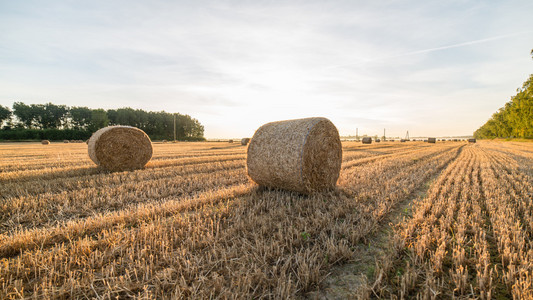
[0,140,531,299]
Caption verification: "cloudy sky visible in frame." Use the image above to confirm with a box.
[1,0,532,138]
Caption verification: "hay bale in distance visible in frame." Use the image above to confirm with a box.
[228,139,234,143]
[468,138,476,143]
[41,140,50,145]
[362,137,372,144]
[241,138,250,145]
[375,138,381,142]
[400,139,406,142]
[88,126,153,171]
[247,117,342,194]
[428,137,436,143]
[63,140,69,143]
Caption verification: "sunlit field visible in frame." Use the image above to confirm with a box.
[1,140,532,298]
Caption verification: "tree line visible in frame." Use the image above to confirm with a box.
[474,74,533,139]
[474,51,533,139]
[0,102,205,141]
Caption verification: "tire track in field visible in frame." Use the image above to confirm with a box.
[0,149,245,172]
[1,158,246,198]
[0,183,255,259]
[0,153,246,183]
[0,164,249,235]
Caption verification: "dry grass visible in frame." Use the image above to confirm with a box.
[0,140,530,298]
[368,142,533,299]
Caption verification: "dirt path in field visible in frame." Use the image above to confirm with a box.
[306,146,465,299]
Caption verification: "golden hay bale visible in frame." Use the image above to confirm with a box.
[428,138,436,143]
[468,138,476,143]
[241,138,250,145]
[41,140,50,145]
[88,126,153,171]
[246,117,342,194]
[63,140,69,143]
[362,137,372,144]
[228,139,234,143]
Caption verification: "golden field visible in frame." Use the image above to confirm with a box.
[0,140,532,299]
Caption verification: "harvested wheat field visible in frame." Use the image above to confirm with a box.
[0,140,532,299]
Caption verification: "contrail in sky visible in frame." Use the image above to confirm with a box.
[397,31,532,57]
[328,30,533,69]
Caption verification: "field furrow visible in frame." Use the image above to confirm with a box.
[368,142,533,299]
[0,141,530,299]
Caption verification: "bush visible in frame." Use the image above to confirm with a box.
[0,129,92,141]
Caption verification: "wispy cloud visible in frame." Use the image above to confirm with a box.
[1,0,532,138]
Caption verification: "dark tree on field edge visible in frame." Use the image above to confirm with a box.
[0,105,11,128]
[1,102,205,141]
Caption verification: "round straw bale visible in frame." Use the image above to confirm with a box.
[247,117,342,194]
[41,140,50,145]
[362,137,372,144]
[63,140,69,143]
[88,126,153,171]
[241,138,250,145]
[427,137,436,143]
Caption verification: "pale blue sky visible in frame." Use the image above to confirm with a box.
[1,0,532,138]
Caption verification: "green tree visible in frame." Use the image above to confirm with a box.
[12,102,36,128]
[474,74,533,139]
[39,103,68,129]
[0,105,11,128]
[8,101,205,140]
[69,106,92,130]
[88,109,109,132]
[182,115,204,139]
[12,102,68,129]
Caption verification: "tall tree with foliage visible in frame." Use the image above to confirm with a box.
[69,106,92,130]
[474,51,533,139]
[12,102,68,129]
[0,105,11,128]
[12,102,36,128]
[38,103,68,129]
[88,109,109,132]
